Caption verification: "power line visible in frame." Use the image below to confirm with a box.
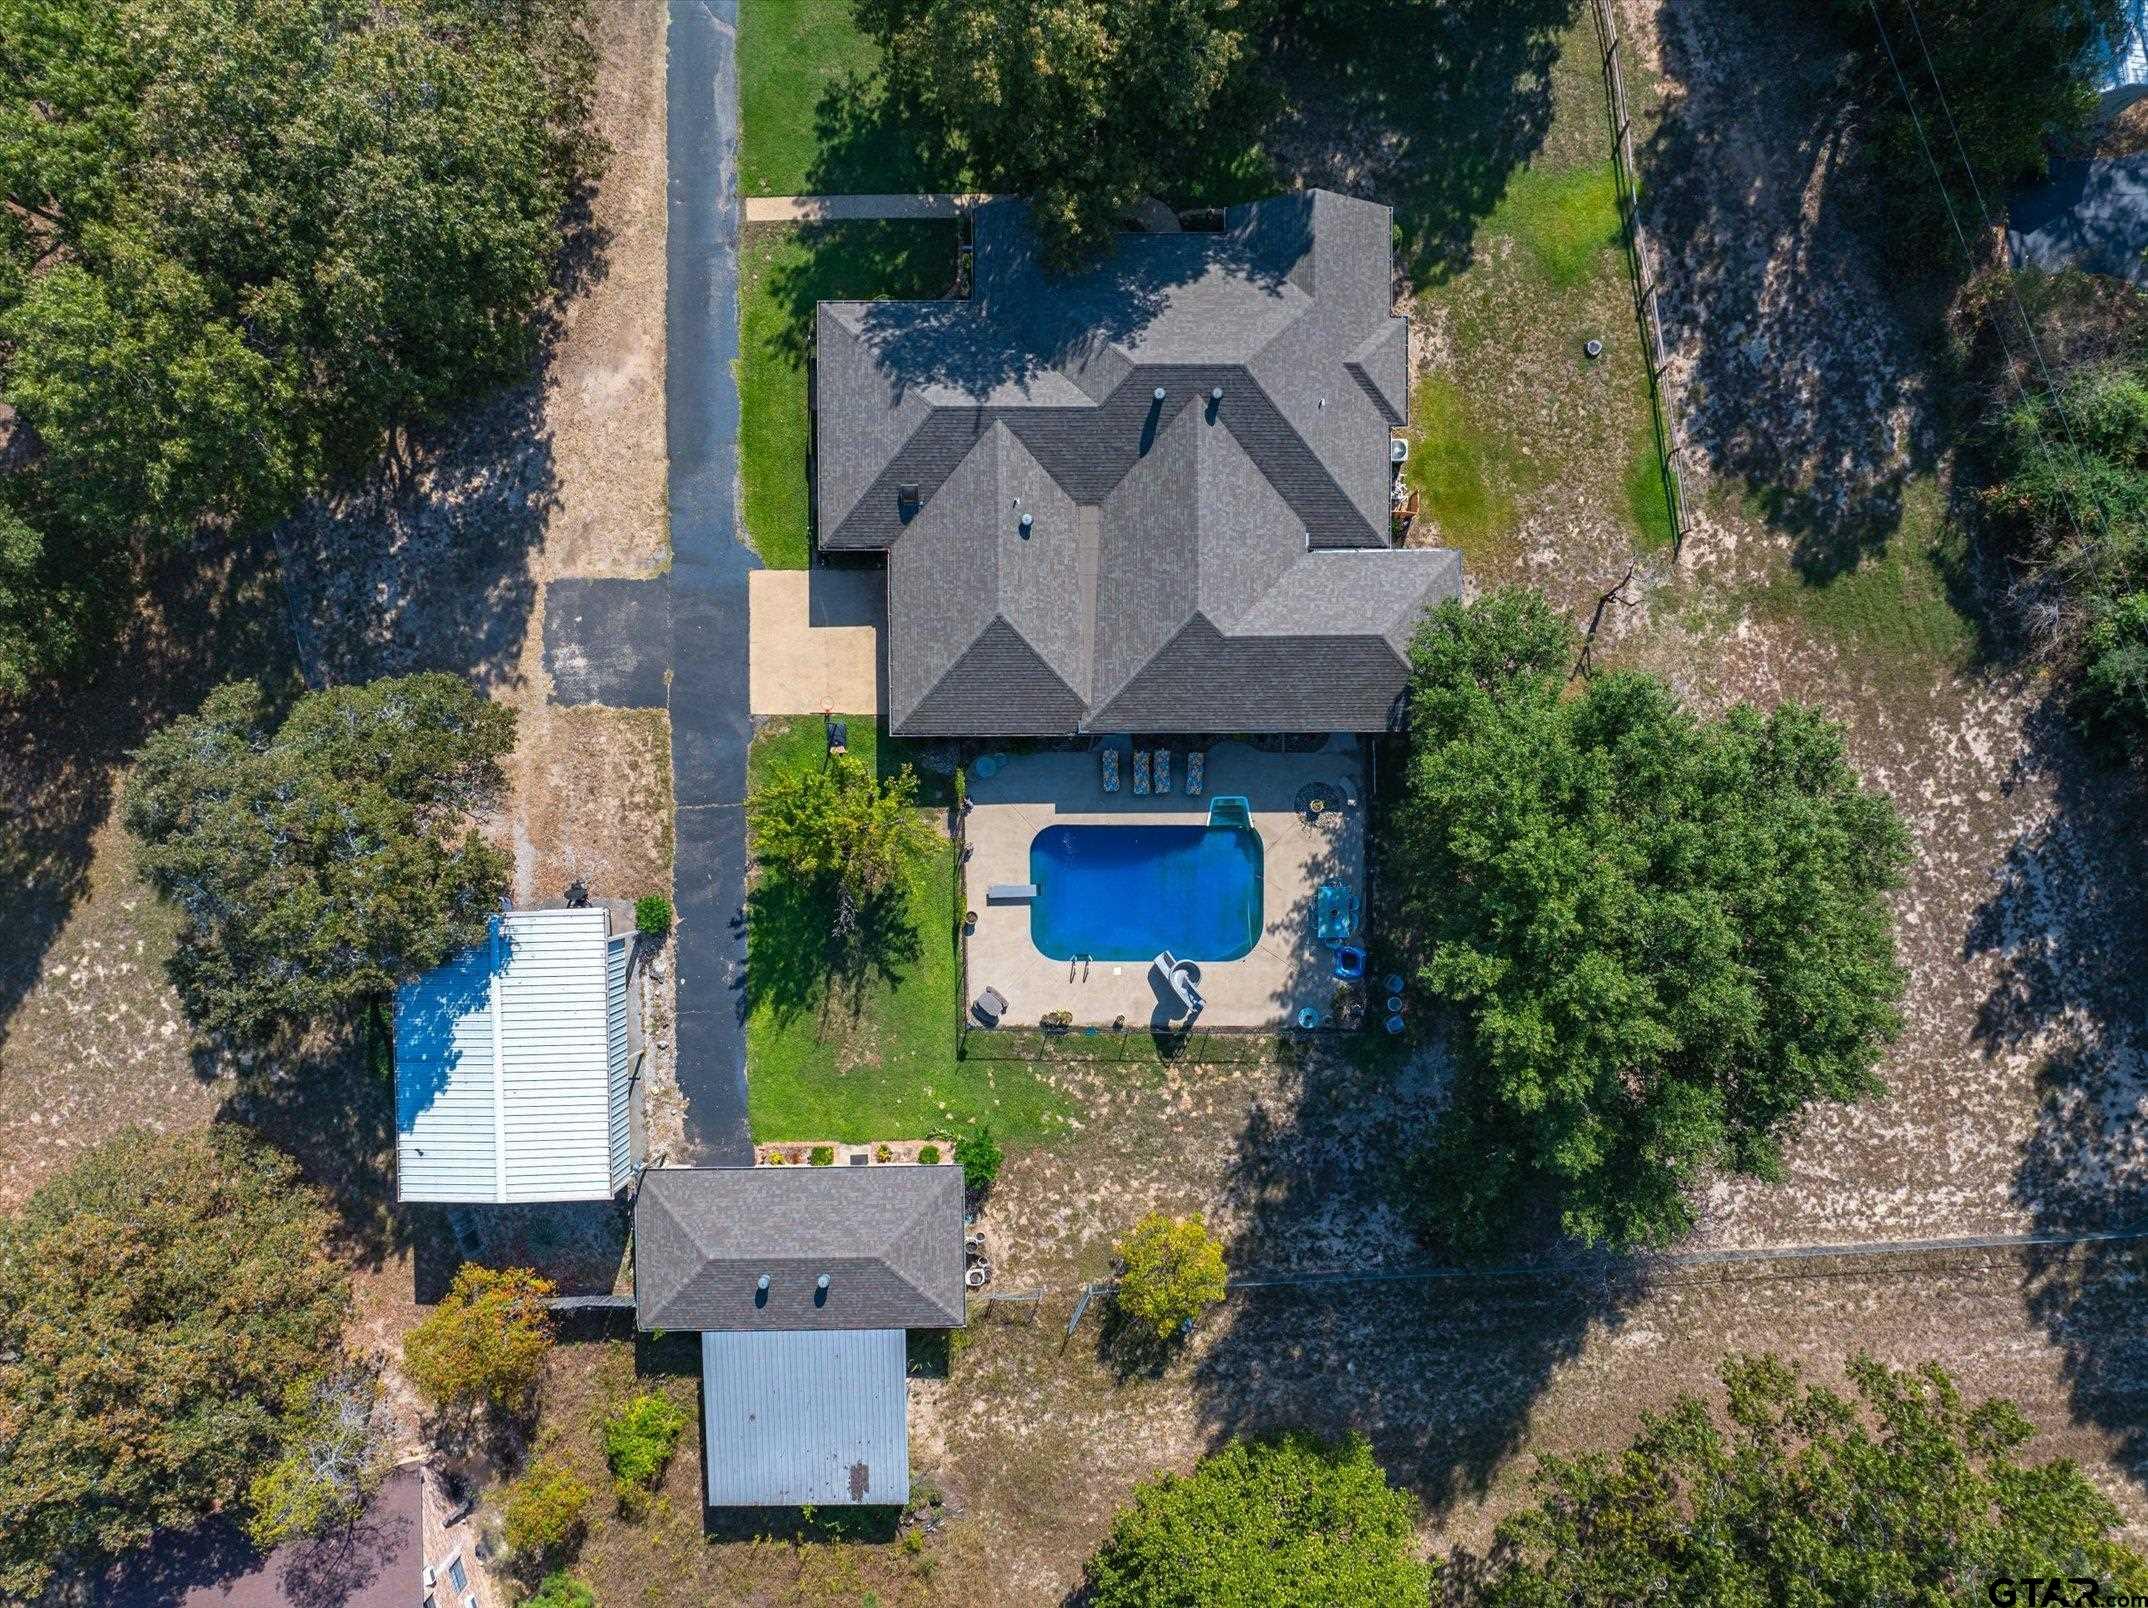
[1897,0,2096,468]
[1862,0,2100,557]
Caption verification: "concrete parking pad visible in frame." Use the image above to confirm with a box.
[742,193,1004,223]
[962,739,1366,1030]
[748,568,883,714]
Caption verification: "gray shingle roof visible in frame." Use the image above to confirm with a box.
[634,1165,966,1332]
[816,190,1464,736]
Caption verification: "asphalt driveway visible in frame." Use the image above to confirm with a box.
[665,0,756,1164]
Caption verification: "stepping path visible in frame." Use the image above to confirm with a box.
[742,193,1004,224]
[663,0,756,1165]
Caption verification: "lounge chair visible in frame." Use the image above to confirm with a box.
[1101,747,1119,793]
[1133,749,1151,796]
[1155,748,1171,793]
[1150,950,1205,1020]
[1185,750,1204,795]
[972,986,1009,1027]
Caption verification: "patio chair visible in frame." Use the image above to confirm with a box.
[1185,750,1204,795]
[1133,749,1151,796]
[1155,748,1172,794]
[1100,747,1119,793]
[971,986,1009,1027]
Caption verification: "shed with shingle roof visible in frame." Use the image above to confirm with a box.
[632,1165,967,1508]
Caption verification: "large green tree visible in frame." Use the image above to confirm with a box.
[0,0,599,688]
[1394,590,1909,1250]
[125,672,515,1039]
[747,753,937,935]
[1989,349,2148,748]
[1474,1353,2148,1606]
[1825,0,2115,245]
[858,0,1269,267]
[1083,1432,1431,1606]
[0,1126,349,1599]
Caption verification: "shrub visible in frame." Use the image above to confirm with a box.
[0,1129,348,1598]
[875,1143,894,1162]
[502,1458,591,1558]
[809,1145,836,1166]
[918,1145,942,1165]
[527,1574,599,1608]
[634,894,673,937]
[954,1125,1003,1193]
[1083,1432,1429,1606]
[1040,1009,1074,1033]
[1114,1213,1228,1342]
[601,1392,689,1504]
[402,1265,556,1418]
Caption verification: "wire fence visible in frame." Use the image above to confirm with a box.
[969,1224,2148,1334]
[958,1020,1283,1064]
[1589,0,1693,554]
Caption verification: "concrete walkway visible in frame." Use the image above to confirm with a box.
[664,0,756,1165]
[742,192,1003,223]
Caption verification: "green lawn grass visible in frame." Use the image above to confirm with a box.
[1405,373,1532,568]
[738,0,966,196]
[1484,161,1624,291]
[1625,418,1677,553]
[1747,478,1976,669]
[739,221,958,569]
[744,716,1072,1144]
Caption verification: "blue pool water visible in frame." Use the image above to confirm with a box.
[1029,824,1263,962]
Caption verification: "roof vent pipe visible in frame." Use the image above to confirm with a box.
[816,1274,831,1292]
[1210,386,1223,401]
[757,1274,770,1293]
[1152,386,1166,402]
[1019,512,1033,536]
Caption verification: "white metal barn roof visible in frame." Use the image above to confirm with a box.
[700,1328,910,1506]
[394,907,631,1204]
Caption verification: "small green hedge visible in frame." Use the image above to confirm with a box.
[634,894,673,937]
[601,1392,689,1504]
[918,1144,941,1165]
[809,1145,836,1166]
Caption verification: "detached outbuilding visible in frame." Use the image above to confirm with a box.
[393,906,638,1205]
[634,1165,967,1508]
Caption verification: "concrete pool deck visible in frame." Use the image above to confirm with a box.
[962,739,1366,1030]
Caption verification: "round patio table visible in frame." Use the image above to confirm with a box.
[1294,781,1341,821]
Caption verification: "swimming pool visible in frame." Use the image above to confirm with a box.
[1028,824,1263,962]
